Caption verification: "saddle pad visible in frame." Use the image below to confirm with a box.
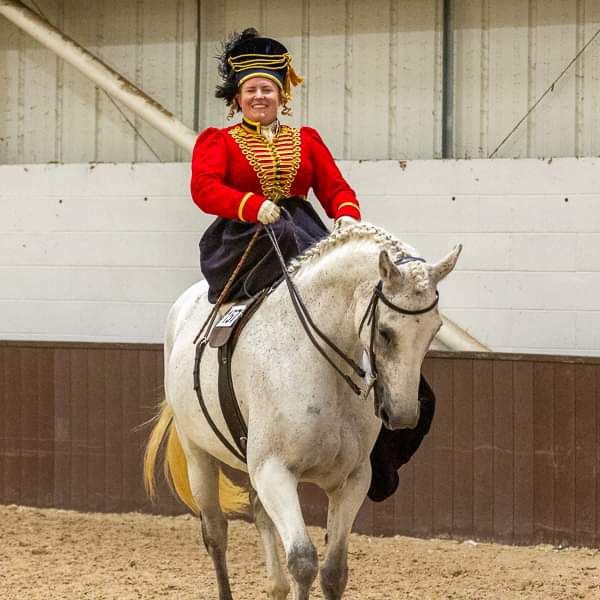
[208,297,255,348]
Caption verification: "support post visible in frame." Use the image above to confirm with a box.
[441,0,454,158]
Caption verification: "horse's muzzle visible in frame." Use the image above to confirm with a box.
[384,410,419,430]
[376,383,420,430]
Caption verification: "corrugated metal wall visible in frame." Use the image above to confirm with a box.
[2,341,600,547]
[453,0,600,158]
[2,1,599,163]
[196,0,442,160]
[0,0,197,164]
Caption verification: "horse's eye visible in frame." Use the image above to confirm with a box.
[378,328,392,345]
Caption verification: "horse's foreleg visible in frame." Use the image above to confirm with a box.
[252,458,318,600]
[251,488,291,599]
[320,464,371,600]
[186,450,234,600]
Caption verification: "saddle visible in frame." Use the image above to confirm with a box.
[193,289,269,463]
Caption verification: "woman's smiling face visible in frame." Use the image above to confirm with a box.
[236,77,281,124]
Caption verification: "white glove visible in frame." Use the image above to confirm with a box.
[257,200,281,224]
[334,215,358,229]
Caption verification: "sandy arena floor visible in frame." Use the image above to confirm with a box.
[1,504,599,599]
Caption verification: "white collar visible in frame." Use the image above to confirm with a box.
[260,119,280,142]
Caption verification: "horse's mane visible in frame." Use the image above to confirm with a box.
[288,223,431,293]
[288,222,429,292]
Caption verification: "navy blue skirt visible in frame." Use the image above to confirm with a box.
[200,196,329,304]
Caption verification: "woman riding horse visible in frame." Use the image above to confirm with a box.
[190,28,434,503]
[191,27,359,304]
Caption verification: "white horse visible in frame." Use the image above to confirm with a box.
[144,222,460,600]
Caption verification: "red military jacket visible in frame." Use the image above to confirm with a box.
[190,118,361,223]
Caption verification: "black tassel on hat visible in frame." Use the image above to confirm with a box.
[215,28,260,105]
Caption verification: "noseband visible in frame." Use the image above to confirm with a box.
[358,257,439,411]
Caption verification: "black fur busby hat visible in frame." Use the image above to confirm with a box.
[215,28,303,107]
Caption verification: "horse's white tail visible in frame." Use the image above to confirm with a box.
[143,401,250,516]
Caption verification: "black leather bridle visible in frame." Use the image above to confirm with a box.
[357,257,439,411]
[264,224,439,404]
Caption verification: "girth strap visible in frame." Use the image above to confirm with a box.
[193,289,269,463]
[217,343,248,459]
[193,340,245,462]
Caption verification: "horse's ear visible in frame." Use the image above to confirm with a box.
[429,244,462,284]
[379,250,404,287]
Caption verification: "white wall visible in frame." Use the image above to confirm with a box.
[1,158,599,355]
[0,163,207,342]
[353,158,600,355]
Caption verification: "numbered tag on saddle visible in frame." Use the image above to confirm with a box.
[208,300,251,348]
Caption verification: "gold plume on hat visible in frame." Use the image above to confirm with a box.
[284,57,304,101]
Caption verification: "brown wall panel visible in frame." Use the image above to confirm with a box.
[452,359,473,537]
[390,461,412,535]
[53,349,71,508]
[493,360,514,543]
[373,488,399,537]
[472,359,494,540]
[431,358,454,536]
[574,364,597,547]
[596,366,600,548]
[533,362,555,543]
[120,351,142,513]
[87,349,107,513]
[513,361,534,543]
[69,349,89,511]
[104,349,123,513]
[19,348,38,506]
[2,346,21,503]
[553,363,576,546]
[412,361,435,537]
[412,436,434,537]
[2,343,600,549]
[298,483,327,529]
[36,348,55,506]
[0,348,6,501]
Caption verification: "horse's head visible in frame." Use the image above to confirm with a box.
[356,245,461,430]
